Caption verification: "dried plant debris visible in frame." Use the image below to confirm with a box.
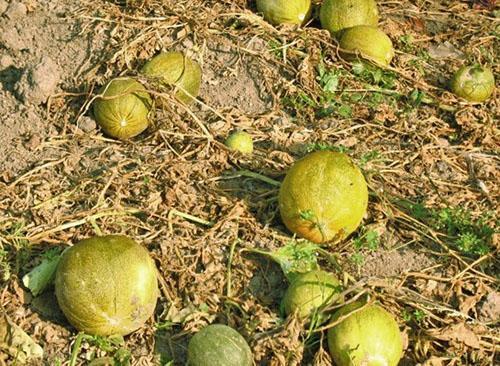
[0,0,498,365]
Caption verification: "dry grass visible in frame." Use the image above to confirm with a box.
[0,0,498,365]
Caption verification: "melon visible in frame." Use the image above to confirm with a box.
[283,270,342,319]
[256,0,312,26]
[320,0,379,35]
[224,131,254,154]
[93,77,152,140]
[339,25,394,67]
[141,51,201,105]
[278,150,368,244]
[187,324,253,366]
[450,65,495,102]
[54,235,158,336]
[327,302,403,366]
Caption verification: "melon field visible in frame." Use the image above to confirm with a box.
[0,0,498,365]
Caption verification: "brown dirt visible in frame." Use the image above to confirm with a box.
[0,0,498,365]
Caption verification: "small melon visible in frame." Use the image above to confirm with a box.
[54,235,158,336]
[339,25,394,67]
[450,65,495,102]
[187,324,253,366]
[327,301,403,366]
[278,150,368,244]
[141,51,201,105]
[256,0,312,26]
[320,0,379,35]
[283,270,342,319]
[224,131,254,154]
[93,77,152,140]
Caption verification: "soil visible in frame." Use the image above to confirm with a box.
[0,0,498,365]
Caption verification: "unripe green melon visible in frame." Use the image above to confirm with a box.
[141,51,202,105]
[327,302,403,366]
[224,131,254,154]
[320,0,379,35]
[54,235,158,336]
[187,324,253,366]
[450,65,495,102]
[339,25,394,67]
[279,150,368,244]
[93,77,152,140]
[283,270,342,319]
[256,0,312,25]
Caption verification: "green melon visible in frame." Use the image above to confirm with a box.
[93,77,152,140]
[256,0,312,25]
[283,270,342,319]
[327,302,403,366]
[339,25,394,67]
[278,150,368,244]
[450,65,495,102]
[320,0,379,35]
[224,131,254,154]
[54,235,159,336]
[187,324,253,366]
[141,51,202,105]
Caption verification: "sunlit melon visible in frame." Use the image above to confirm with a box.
[224,131,254,154]
[256,0,312,25]
[141,51,202,105]
[93,77,152,140]
[54,235,159,336]
[320,0,379,35]
[327,301,403,366]
[278,150,368,243]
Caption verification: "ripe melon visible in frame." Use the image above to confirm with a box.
[320,0,379,35]
[278,150,368,244]
[141,51,201,105]
[327,302,403,366]
[54,235,158,336]
[93,77,152,140]
[187,324,253,366]
[283,270,342,319]
[450,65,495,102]
[256,0,312,25]
[339,25,394,67]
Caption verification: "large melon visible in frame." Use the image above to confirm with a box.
[450,64,495,102]
[327,302,403,366]
[187,324,253,366]
[141,51,201,105]
[93,77,152,140]
[256,0,312,26]
[320,0,379,35]
[278,150,368,244]
[54,235,159,336]
[283,270,342,319]
[338,25,394,67]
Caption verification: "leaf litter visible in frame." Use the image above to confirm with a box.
[0,0,498,365]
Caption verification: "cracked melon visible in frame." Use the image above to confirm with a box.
[278,150,368,243]
[55,235,159,336]
[450,64,495,102]
[141,51,201,105]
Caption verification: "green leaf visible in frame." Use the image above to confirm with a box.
[245,241,320,281]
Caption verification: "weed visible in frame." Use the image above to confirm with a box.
[351,61,396,89]
[304,143,351,154]
[402,308,426,324]
[359,150,382,167]
[406,203,496,256]
[350,229,380,268]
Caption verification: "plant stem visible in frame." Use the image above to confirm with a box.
[233,170,281,187]
[226,238,240,298]
[168,209,214,232]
